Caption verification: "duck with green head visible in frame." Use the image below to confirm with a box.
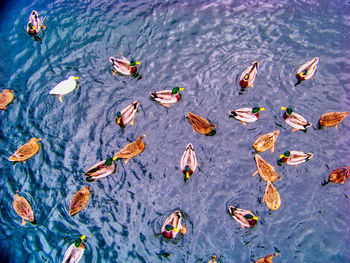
[84,158,116,182]
[115,101,139,127]
[150,87,184,108]
[26,10,46,36]
[62,235,86,263]
[109,55,140,76]
[229,107,265,126]
[295,57,319,86]
[161,210,187,239]
[228,206,258,228]
[278,150,313,166]
[281,107,312,132]
[180,143,198,182]
[239,61,259,89]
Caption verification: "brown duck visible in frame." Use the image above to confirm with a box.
[252,154,281,183]
[318,112,348,129]
[323,167,350,185]
[263,181,281,211]
[113,135,146,164]
[8,138,41,162]
[253,252,279,263]
[187,112,216,135]
[13,192,36,226]
[253,130,280,152]
[69,187,91,216]
[0,89,14,110]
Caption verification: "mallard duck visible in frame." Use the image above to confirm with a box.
[254,253,279,263]
[49,76,79,103]
[281,107,312,132]
[109,55,140,76]
[180,143,198,181]
[239,61,259,89]
[229,107,265,126]
[253,130,280,152]
[13,191,36,226]
[187,112,216,135]
[62,235,86,263]
[0,89,14,110]
[161,210,186,239]
[208,255,217,263]
[150,87,184,108]
[115,101,139,127]
[318,112,348,129]
[69,187,91,216]
[263,181,281,211]
[228,206,258,229]
[252,154,281,183]
[295,57,319,85]
[84,158,116,182]
[113,135,146,164]
[26,10,46,36]
[8,138,41,162]
[326,167,350,184]
[278,151,313,166]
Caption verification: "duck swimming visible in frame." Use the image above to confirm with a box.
[49,76,79,103]
[253,130,280,153]
[278,151,313,166]
[296,57,319,86]
[228,206,258,229]
[208,255,217,263]
[254,253,279,263]
[109,55,140,76]
[281,107,312,132]
[187,112,216,135]
[323,167,350,185]
[84,158,116,182]
[62,235,86,263]
[239,61,259,89]
[229,107,265,126]
[180,143,198,182]
[263,181,281,211]
[161,210,186,239]
[115,101,139,127]
[26,10,46,36]
[252,154,281,183]
[0,89,14,110]
[318,112,348,129]
[113,135,146,164]
[150,87,183,108]
[69,187,91,216]
[8,138,41,162]
[13,191,36,226]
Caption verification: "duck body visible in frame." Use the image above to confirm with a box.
[229,107,264,126]
[113,135,146,164]
[180,143,198,181]
[8,138,41,162]
[263,181,281,211]
[254,253,279,263]
[279,151,313,166]
[318,112,348,128]
[253,154,281,183]
[228,206,258,228]
[115,101,139,127]
[187,112,216,135]
[62,236,86,263]
[296,57,319,81]
[49,76,79,103]
[13,192,36,226]
[208,255,217,263]
[109,56,139,76]
[329,167,350,184]
[84,159,116,182]
[239,61,259,89]
[281,107,311,132]
[69,187,91,216]
[161,210,186,239]
[150,87,183,108]
[0,89,14,110]
[26,10,46,36]
[253,130,280,152]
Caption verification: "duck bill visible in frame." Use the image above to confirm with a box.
[259,108,265,111]
[185,171,190,180]
[135,61,141,65]
[279,154,285,158]
[281,107,287,111]
[116,117,121,124]
[253,216,259,220]
[74,76,79,80]
[179,87,184,91]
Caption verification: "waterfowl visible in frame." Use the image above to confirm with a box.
[187,112,216,135]
[327,167,350,184]
[8,138,41,162]
[109,55,140,76]
[318,112,348,129]
[26,10,46,36]
[49,76,79,103]
[263,181,281,211]
[69,187,91,216]
[13,192,36,226]
[83,158,116,182]
[115,101,139,127]
[208,255,217,263]
[239,61,259,89]
[180,143,198,181]
[278,151,313,166]
[229,107,265,126]
[252,154,281,183]
[281,107,312,132]
[161,210,186,239]
[228,206,258,229]
[253,130,280,152]
[296,57,319,85]
[254,253,279,263]
[62,235,86,263]
[0,89,14,110]
[150,87,184,108]
[113,135,146,164]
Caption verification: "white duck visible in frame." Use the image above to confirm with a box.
[49,76,79,102]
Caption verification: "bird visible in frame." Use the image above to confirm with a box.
[49,76,79,103]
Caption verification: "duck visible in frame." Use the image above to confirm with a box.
[84,158,116,182]
[324,167,350,185]
[115,101,139,127]
[0,89,14,110]
[318,112,348,129]
[150,87,184,108]
[252,154,281,183]
[187,112,216,135]
[208,255,217,263]
[180,143,198,182]
[62,235,86,263]
[49,76,79,103]
[26,10,46,36]
[295,57,319,85]
[239,61,259,89]
[13,191,36,226]
[253,130,280,152]
[113,135,146,164]
[161,210,186,239]
[69,187,91,216]
[8,138,41,162]
[281,107,312,132]
[229,107,265,126]
[254,253,279,263]
[109,55,140,76]
[228,206,258,229]
[278,151,313,166]
[263,181,281,211]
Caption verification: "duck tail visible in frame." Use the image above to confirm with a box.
[229,111,237,117]
[150,92,158,98]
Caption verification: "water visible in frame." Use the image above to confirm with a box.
[0,0,350,262]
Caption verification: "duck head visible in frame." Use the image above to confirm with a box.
[281,107,293,117]
[172,87,184,94]
[130,60,140,66]
[184,165,191,181]
[278,151,290,164]
[252,107,265,114]
[74,235,86,248]
[115,112,122,125]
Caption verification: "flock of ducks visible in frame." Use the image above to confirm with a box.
[0,9,349,263]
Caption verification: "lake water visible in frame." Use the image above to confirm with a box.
[0,0,350,262]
